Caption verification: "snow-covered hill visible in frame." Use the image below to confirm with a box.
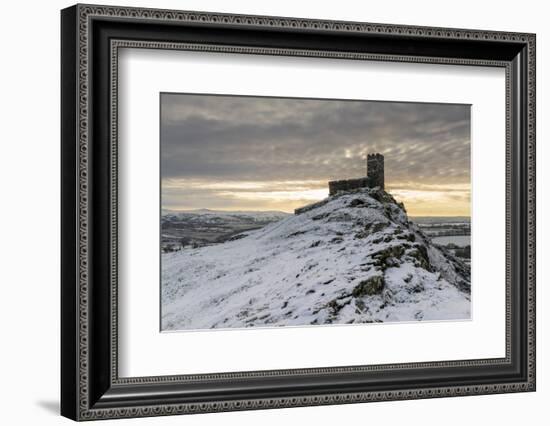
[161,188,471,331]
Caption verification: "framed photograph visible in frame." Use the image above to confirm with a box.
[61,4,536,421]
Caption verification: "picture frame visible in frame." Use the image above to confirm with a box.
[61,3,536,421]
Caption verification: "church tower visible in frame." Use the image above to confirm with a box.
[367,153,384,189]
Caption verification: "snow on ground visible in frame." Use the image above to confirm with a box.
[161,188,471,331]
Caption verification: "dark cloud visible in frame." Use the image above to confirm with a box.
[161,93,470,186]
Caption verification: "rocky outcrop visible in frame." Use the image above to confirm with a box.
[162,187,471,331]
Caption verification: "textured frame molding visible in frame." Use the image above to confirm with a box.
[61,3,536,421]
[109,40,512,386]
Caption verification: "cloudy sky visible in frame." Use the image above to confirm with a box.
[161,93,470,216]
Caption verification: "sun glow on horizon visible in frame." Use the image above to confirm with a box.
[162,179,470,217]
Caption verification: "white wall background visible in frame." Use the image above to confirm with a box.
[0,0,546,424]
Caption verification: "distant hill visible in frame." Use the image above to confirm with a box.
[162,208,290,222]
[162,187,471,331]
[161,209,290,249]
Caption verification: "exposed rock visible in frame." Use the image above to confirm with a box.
[162,187,471,330]
[352,275,385,297]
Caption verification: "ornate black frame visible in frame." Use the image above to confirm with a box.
[61,4,536,421]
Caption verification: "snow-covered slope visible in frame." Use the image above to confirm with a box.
[161,188,471,331]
